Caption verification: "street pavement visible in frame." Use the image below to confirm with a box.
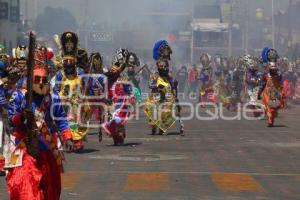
[1,105,300,200]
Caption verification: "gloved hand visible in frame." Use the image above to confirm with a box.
[64,139,74,153]
[22,109,35,122]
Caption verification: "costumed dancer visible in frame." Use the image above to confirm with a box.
[144,40,184,136]
[36,46,55,79]
[87,52,107,142]
[258,48,285,127]
[198,53,218,107]
[295,61,300,102]
[243,55,263,117]
[0,45,29,176]
[228,59,246,111]
[101,48,135,145]
[213,54,223,81]
[0,44,10,176]
[217,57,237,110]
[117,52,142,118]
[126,52,142,106]
[282,62,298,106]
[10,45,29,89]
[5,32,73,200]
[53,31,90,152]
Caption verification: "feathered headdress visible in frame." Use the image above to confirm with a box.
[262,47,279,63]
[60,31,78,58]
[153,40,172,61]
[261,47,270,63]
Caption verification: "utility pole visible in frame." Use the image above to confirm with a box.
[271,0,275,49]
[190,0,194,64]
[245,0,249,54]
[25,0,28,24]
[288,0,293,50]
[228,1,233,57]
[84,0,89,49]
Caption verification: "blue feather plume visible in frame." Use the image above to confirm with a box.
[153,40,168,61]
[261,47,269,63]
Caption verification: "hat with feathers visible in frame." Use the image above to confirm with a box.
[153,40,172,61]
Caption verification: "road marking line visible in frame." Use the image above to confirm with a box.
[88,154,187,161]
[90,129,297,134]
[124,173,169,191]
[211,173,265,193]
[92,137,300,143]
[176,130,295,133]
[61,171,82,189]
[67,170,300,177]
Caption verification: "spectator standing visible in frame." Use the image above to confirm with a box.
[176,65,188,94]
[188,65,199,96]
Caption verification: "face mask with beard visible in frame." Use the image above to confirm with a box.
[268,62,278,76]
[158,68,169,77]
[93,58,103,73]
[33,82,50,95]
[63,58,76,76]
[269,69,278,76]
[64,66,76,75]
[32,68,49,95]
[157,60,169,77]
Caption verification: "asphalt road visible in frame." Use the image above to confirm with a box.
[1,105,300,200]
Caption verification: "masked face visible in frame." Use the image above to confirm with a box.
[249,65,258,73]
[215,57,221,66]
[269,62,278,76]
[32,68,49,95]
[200,55,210,67]
[157,59,169,77]
[110,64,122,74]
[127,66,135,77]
[93,57,103,73]
[269,68,278,76]
[267,49,278,63]
[159,44,172,60]
[15,60,27,75]
[63,58,76,75]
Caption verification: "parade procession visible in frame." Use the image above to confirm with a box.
[1,0,300,200]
